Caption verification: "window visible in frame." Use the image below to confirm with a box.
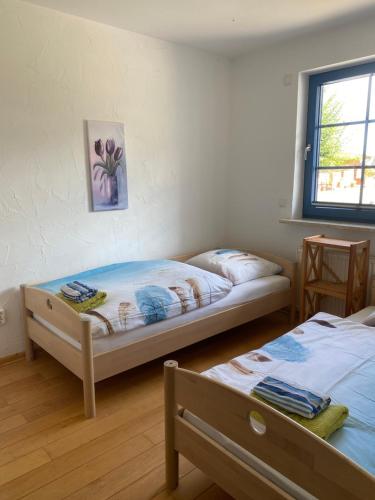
[303,61,375,223]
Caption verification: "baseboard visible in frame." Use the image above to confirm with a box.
[0,352,25,366]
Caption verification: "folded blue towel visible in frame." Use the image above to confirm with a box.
[68,281,97,295]
[61,281,98,303]
[253,376,331,419]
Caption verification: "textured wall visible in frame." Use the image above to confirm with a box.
[0,0,230,356]
[228,14,375,259]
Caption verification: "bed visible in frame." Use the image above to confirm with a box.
[21,249,296,418]
[164,311,375,499]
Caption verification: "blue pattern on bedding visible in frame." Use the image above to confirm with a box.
[135,285,174,325]
[262,335,310,363]
[37,260,169,292]
[214,249,243,255]
[36,259,233,338]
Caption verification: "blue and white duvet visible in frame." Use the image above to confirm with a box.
[203,312,375,475]
[37,259,233,338]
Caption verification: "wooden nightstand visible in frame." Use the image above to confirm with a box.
[300,235,370,321]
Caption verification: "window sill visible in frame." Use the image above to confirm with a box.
[279,218,375,232]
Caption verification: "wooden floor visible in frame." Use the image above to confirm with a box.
[0,311,290,500]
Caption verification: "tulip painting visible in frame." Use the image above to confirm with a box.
[87,120,128,211]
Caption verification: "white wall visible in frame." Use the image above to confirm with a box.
[0,0,230,356]
[228,15,375,258]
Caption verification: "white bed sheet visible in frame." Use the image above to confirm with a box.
[34,275,290,355]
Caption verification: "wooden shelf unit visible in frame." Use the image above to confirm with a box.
[300,234,370,321]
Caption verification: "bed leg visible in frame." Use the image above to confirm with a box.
[81,319,96,418]
[20,284,35,361]
[164,360,179,491]
[24,337,35,362]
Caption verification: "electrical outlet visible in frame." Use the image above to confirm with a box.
[0,308,6,326]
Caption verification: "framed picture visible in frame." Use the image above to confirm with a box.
[87,120,128,211]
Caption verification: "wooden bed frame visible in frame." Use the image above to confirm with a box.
[21,249,296,418]
[164,360,375,499]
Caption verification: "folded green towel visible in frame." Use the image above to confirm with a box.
[57,291,107,313]
[251,392,348,440]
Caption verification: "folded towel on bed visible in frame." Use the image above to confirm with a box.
[57,291,107,313]
[60,281,98,303]
[251,392,348,440]
[253,376,331,419]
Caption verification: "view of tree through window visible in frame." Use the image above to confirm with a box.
[315,74,375,206]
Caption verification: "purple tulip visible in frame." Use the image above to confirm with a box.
[94,139,104,157]
[106,138,115,156]
[114,147,123,162]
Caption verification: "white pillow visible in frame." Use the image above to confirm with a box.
[186,249,282,285]
[362,311,375,326]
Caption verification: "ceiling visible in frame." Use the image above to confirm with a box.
[24,0,375,57]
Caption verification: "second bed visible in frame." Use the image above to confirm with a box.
[164,311,375,499]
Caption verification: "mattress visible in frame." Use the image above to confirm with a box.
[183,312,375,493]
[35,274,290,355]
